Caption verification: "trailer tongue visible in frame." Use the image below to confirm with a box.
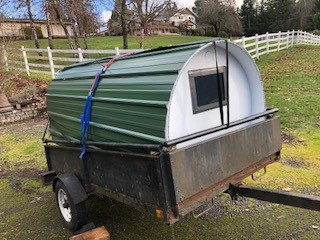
[227,185,320,212]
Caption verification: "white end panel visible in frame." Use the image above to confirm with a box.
[165,41,265,145]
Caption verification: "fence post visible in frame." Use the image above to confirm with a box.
[2,45,9,71]
[286,30,290,48]
[291,30,295,47]
[115,47,120,56]
[277,31,281,51]
[78,48,83,62]
[242,36,246,48]
[255,33,259,59]
[21,46,30,76]
[266,32,269,54]
[296,30,300,45]
[47,46,55,79]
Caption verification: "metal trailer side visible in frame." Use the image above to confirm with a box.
[44,115,281,224]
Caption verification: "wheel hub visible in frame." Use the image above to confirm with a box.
[57,189,72,222]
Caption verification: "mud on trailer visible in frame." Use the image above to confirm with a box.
[41,40,319,232]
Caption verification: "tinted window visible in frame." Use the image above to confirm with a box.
[194,73,225,107]
[189,67,227,114]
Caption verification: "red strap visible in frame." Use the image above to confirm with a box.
[89,52,132,94]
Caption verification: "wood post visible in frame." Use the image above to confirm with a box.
[2,45,9,71]
[291,30,295,47]
[115,47,120,56]
[78,48,83,62]
[47,46,55,78]
[255,33,259,59]
[21,46,30,76]
[266,32,269,54]
[277,31,281,51]
[242,36,245,48]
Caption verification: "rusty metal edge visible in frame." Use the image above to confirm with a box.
[174,153,280,218]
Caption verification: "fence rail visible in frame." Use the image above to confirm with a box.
[1,30,319,78]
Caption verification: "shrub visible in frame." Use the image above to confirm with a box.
[191,28,205,36]
[205,29,216,37]
[21,26,43,40]
[310,29,320,36]
[219,31,228,38]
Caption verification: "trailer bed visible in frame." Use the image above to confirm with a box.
[44,116,281,224]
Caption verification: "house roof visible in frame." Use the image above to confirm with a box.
[0,18,72,25]
[176,8,197,18]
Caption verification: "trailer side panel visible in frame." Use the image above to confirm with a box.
[169,117,281,218]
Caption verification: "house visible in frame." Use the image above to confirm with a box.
[169,8,197,30]
[0,18,74,39]
[128,8,197,36]
[129,14,179,36]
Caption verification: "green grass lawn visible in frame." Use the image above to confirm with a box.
[5,35,212,76]
[10,35,212,50]
[0,45,320,239]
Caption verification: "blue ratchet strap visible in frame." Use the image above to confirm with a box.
[79,53,132,159]
[80,67,106,159]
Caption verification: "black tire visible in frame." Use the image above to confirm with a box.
[54,181,87,231]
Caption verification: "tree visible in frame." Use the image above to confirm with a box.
[197,0,243,36]
[121,0,128,49]
[239,0,256,35]
[313,12,320,28]
[73,0,98,50]
[108,0,123,36]
[269,0,296,31]
[45,0,54,49]
[52,0,75,50]
[65,0,81,49]
[129,0,171,48]
[313,0,320,29]
[316,0,320,11]
[23,0,42,55]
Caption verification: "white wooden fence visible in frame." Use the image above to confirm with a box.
[1,30,319,78]
[233,30,320,59]
[1,46,143,78]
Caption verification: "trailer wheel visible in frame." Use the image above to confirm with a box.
[55,181,87,231]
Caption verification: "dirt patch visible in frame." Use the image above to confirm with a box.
[0,167,44,179]
[0,73,48,108]
[281,157,309,168]
[282,132,296,144]
[281,132,306,146]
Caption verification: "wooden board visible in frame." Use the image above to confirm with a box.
[0,94,13,113]
[69,226,110,240]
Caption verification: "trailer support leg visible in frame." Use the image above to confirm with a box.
[228,185,320,212]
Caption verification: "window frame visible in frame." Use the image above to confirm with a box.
[188,66,227,114]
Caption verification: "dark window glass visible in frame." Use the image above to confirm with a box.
[194,73,225,107]
[189,67,227,114]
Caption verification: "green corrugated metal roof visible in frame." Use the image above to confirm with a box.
[47,41,210,144]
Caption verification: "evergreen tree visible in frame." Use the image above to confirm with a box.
[108,0,122,35]
[315,0,320,11]
[255,0,272,33]
[239,0,256,35]
[268,0,296,31]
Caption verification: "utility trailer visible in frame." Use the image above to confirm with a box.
[42,40,319,232]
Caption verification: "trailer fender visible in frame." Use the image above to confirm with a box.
[53,173,88,205]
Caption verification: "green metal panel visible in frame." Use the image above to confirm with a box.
[46,42,207,144]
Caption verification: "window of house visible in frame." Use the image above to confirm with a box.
[189,67,227,114]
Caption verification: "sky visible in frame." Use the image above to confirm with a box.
[100,0,244,24]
